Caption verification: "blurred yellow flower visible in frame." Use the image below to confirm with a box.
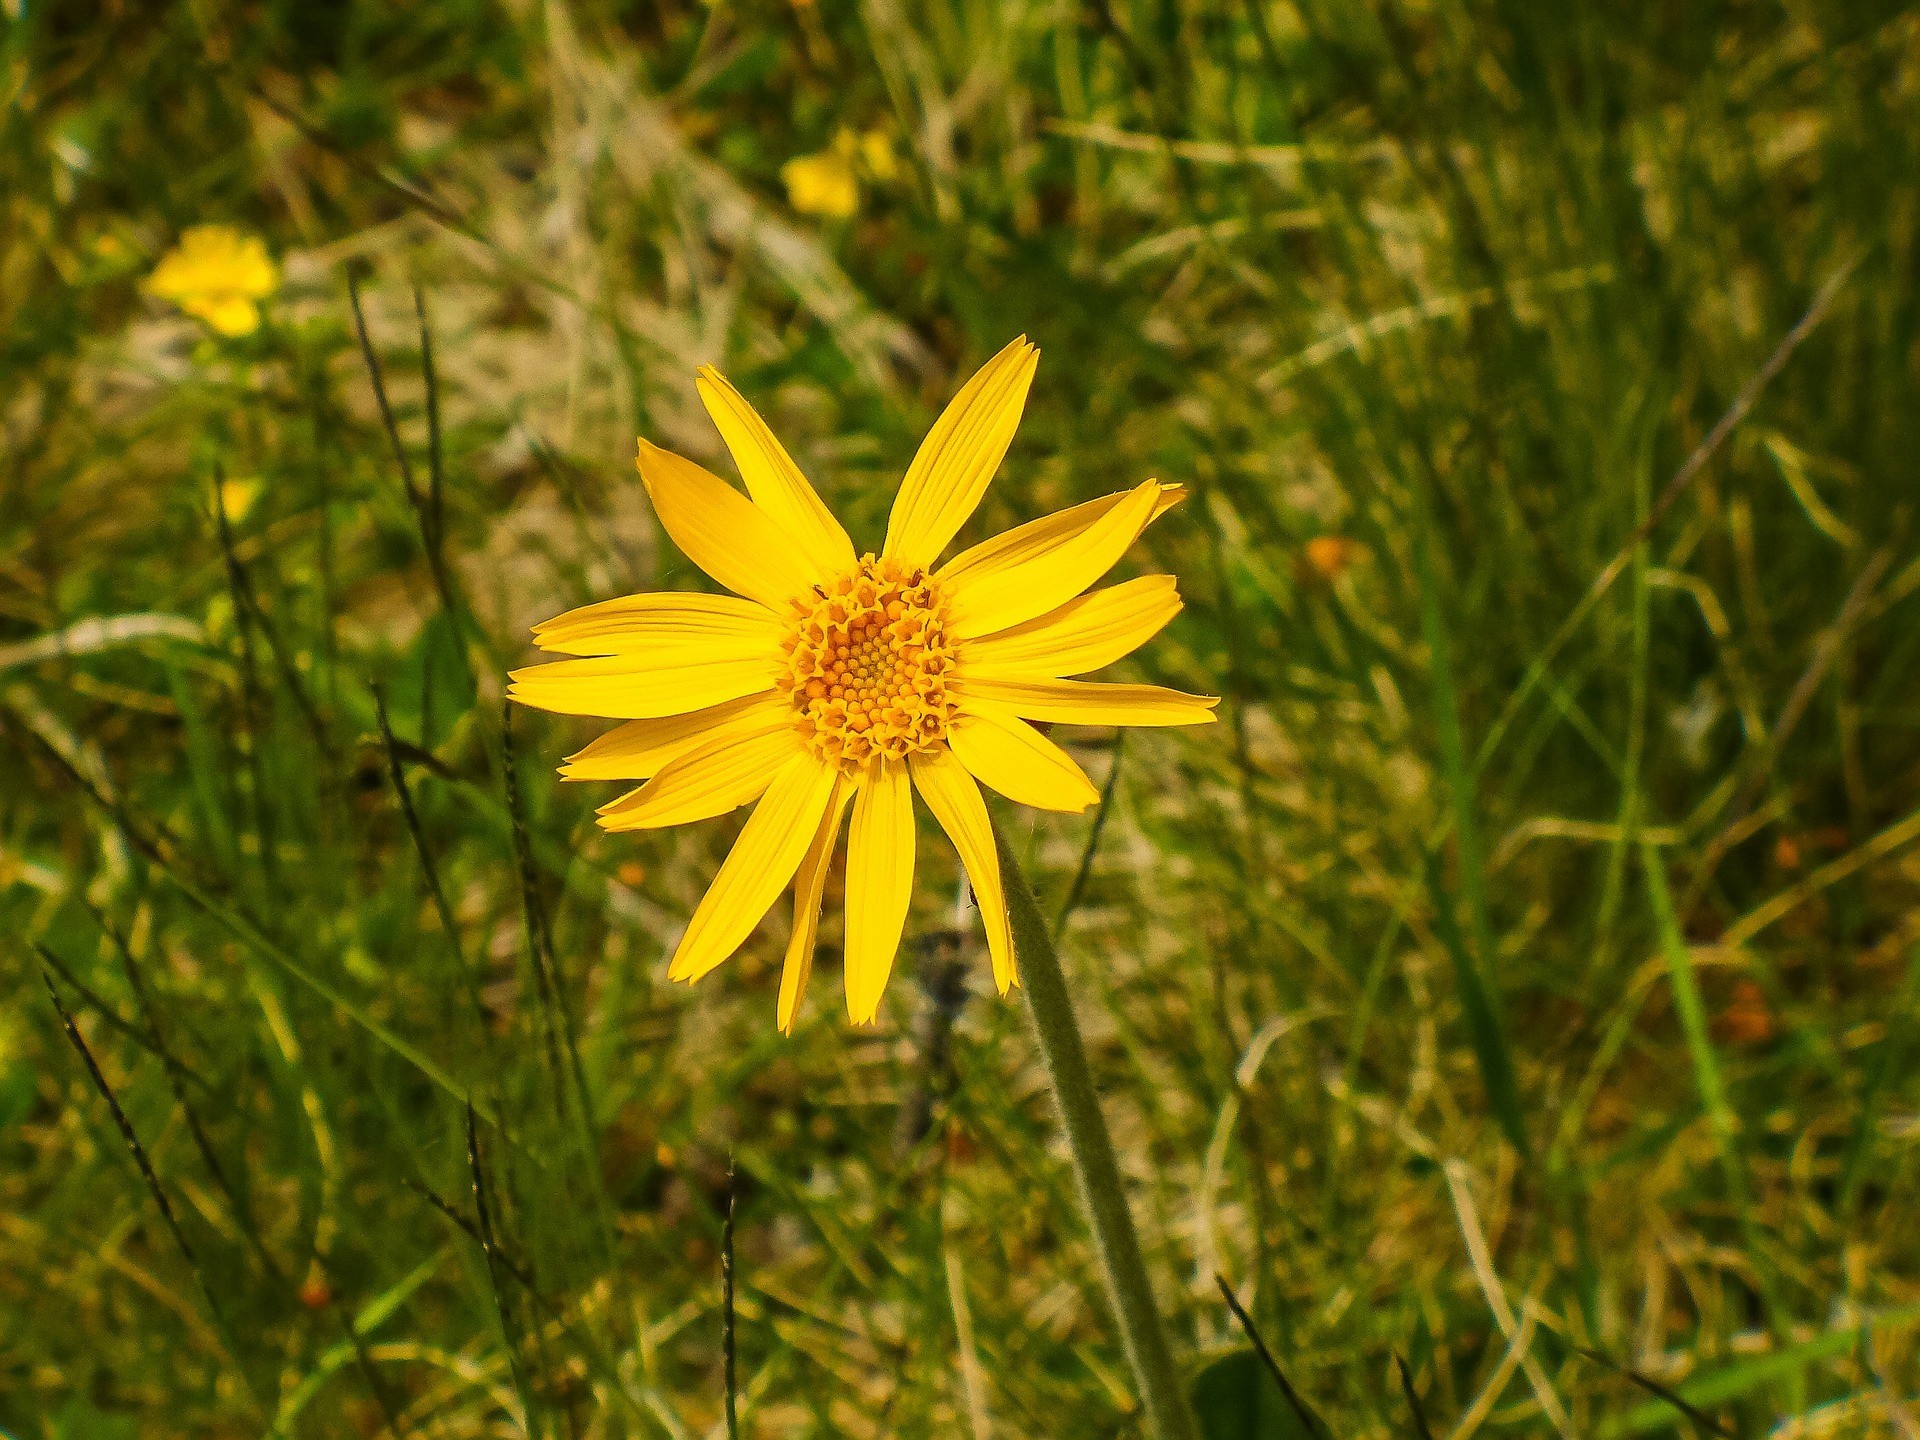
[781,143,859,219]
[144,225,278,337]
[218,477,263,523]
[858,129,898,182]
[510,338,1216,1028]
[781,127,899,219]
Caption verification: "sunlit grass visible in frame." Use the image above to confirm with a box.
[4,3,1919,1437]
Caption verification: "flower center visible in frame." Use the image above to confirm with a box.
[778,554,955,770]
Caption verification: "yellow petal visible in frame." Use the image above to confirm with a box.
[696,368,857,578]
[909,747,1016,994]
[942,479,1163,638]
[843,759,916,1024]
[778,772,855,1033]
[957,575,1182,678]
[596,722,801,831]
[667,754,839,984]
[562,694,789,781]
[938,482,1184,591]
[882,337,1039,569]
[186,293,261,337]
[507,653,778,719]
[637,439,821,612]
[781,150,860,218]
[533,591,782,658]
[954,677,1219,727]
[947,703,1100,813]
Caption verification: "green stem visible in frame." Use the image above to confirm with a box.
[995,819,1202,1440]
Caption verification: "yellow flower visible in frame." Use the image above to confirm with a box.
[510,339,1216,1028]
[857,128,898,182]
[144,226,278,337]
[781,141,860,219]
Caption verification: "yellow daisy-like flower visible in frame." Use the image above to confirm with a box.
[143,225,278,337]
[510,338,1217,1028]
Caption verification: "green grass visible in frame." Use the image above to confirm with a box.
[5,1,1920,1436]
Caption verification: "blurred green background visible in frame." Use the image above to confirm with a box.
[4,1,1919,1435]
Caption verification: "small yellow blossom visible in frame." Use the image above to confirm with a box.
[144,226,278,337]
[858,129,898,182]
[781,140,860,219]
[781,127,901,219]
[218,477,263,523]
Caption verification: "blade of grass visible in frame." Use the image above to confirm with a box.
[90,909,410,1436]
[1840,939,1920,1214]
[468,1101,544,1438]
[1473,253,1861,776]
[1575,1346,1737,1439]
[1409,475,1527,1156]
[37,728,514,1138]
[1394,1354,1435,1440]
[1215,1273,1331,1439]
[373,681,489,1036]
[1639,840,1787,1344]
[1594,1305,1920,1438]
[39,962,265,1415]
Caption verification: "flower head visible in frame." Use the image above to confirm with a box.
[510,339,1216,1027]
[144,226,278,336]
[780,128,896,219]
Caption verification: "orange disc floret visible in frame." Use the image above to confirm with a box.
[779,554,956,770]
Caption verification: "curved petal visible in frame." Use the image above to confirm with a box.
[508,652,779,720]
[957,575,1182,679]
[562,693,787,782]
[533,591,782,658]
[882,337,1039,568]
[667,754,839,985]
[910,747,1016,994]
[843,759,916,1024]
[947,703,1100,813]
[596,723,801,831]
[777,772,856,1034]
[637,439,820,611]
[953,677,1219,728]
[938,482,1184,591]
[942,480,1162,639]
[697,367,857,577]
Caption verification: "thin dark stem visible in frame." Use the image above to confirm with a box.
[1394,1355,1435,1440]
[212,464,278,899]
[34,942,207,1090]
[723,1157,739,1440]
[413,284,447,559]
[40,964,263,1412]
[347,275,473,679]
[1215,1274,1325,1439]
[1575,1347,1737,1439]
[87,914,408,1435]
[373,682,488,1036]
[468,1102,540,1433]
[501,700,581,1124]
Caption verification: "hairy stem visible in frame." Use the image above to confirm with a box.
[994,819,1200,1440]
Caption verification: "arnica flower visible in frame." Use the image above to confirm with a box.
[510,338,1217,1027]
[780,127,896,219]
[143,225,278,337]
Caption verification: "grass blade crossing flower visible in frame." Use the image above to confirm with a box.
[510,336,1216,1027]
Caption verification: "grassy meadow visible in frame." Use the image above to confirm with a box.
[4,0,1920,1435]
